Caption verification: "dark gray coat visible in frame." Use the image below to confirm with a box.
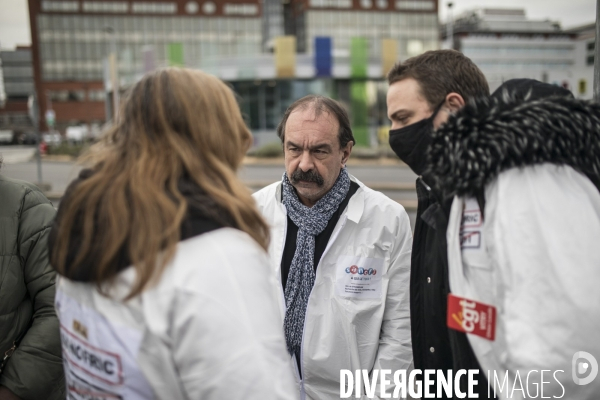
[0,175,64,399]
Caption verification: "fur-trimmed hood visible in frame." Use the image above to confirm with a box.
[425,93,600,201]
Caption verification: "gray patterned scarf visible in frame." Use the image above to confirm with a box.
[282,167,350,358]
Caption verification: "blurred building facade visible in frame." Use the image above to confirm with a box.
[28,0,439,145]
[565,23,595,99]
[0,47,35,135]
[441,8,593,98]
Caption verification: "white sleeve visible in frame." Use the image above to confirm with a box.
[170,232,298,400]
[372,208,414,399]
[485,165,600,398]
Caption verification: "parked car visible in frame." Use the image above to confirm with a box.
[65,125,88,142]
[0,130,13,144]
[20,131,38,145]
[42,131,62,145]
[89,123,102,139]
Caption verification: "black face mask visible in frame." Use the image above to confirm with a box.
[388,102,444,177]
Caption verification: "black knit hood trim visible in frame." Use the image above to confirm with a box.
[425,93,600,202]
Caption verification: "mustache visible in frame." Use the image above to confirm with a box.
[290,169,324,187]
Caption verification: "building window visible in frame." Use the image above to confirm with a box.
[88,90,106,101]
[462,45,572,56]
[376,0,388,9]
[477,61,572,70]
[132,2,178,14]
[587,54,595,66]
[309,0,351,8]
[185,1,199,14]
[360,0,372,8]
[395,0,434,10]
[41,1,79,12]
[203,2,216,14]
[587,41,595,51]
[579,79,587,95]
[407,39,423,56]
[82,2,128,13]
[223,3,258,15]
[35,13,266,81]
[48,90,85,102]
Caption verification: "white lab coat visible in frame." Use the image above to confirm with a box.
[446,164,600,399]
[253,175,413,400]
[55,228,299,400]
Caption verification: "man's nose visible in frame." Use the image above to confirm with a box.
[298,150,315,172]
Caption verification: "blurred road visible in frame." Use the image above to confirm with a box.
[0,146,37,164]
[0,146,419,229]
[2,160,84,194]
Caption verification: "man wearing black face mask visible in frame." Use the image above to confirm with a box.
[424,78,600,400]
[386,50,490,398]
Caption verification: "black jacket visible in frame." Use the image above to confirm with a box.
[411,177,490,399]
[410,177,452,373]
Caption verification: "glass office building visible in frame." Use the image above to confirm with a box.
[37,13,263,82]
[441,8,580,93]
[28,0,439,145]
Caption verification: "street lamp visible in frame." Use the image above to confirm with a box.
[104,26,119,120]
[594,0,600,100]
[45,91,55,132]
[447,2,454,50]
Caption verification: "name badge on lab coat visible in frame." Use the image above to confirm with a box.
[56,290,154,400]
[335,255,383,299]
[460,197,491,270]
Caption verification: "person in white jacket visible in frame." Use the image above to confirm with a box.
[425,79,600,399]
[253,95,413,399]
[48,68,298,400]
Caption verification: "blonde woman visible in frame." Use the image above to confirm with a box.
[49,68,297,400]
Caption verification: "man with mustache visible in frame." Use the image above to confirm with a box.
[253,95,413,399]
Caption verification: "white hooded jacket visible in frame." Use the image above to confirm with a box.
[253,175,413,400]
[446,164,600,399]
[55,228,299,400]
[426,92,600,400]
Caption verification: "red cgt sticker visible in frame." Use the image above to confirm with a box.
[447,293,496,341]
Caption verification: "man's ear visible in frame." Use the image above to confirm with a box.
[445,92,465,114]
[341,141,353,166]
[433,92,465,130]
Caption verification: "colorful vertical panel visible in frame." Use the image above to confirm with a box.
[142,46,156,73]
[381,39,398,77]
[351,81,369,146]
[275,36,296,78]
[108,53,118,91]
[315,37,332,77]
[350,37,368,78]
[167,43,184,67]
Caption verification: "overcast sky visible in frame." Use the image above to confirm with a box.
[438,0,595,28]
[0,0,596,50]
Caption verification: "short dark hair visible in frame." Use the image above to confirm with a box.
[276,95,355,149]
[387,50,490,110]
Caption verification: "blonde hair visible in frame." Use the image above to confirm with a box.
[52,68,269,297]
